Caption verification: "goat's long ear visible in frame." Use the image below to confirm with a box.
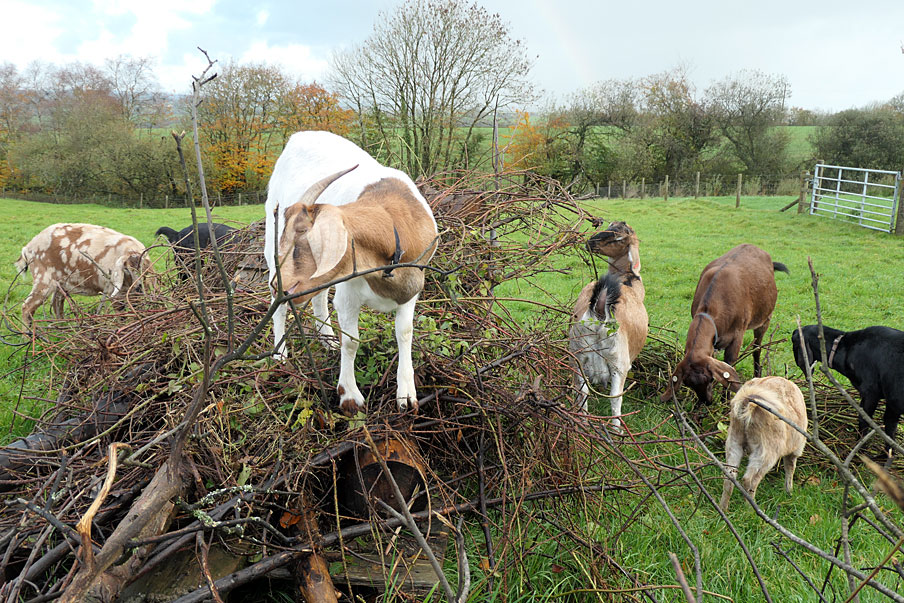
[710,359,743,393]
[628,239,641,278]
[308,205,348,279]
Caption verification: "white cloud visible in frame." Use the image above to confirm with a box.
[1,2,67,66]
[256,9,269,26]
[238,41,329,82]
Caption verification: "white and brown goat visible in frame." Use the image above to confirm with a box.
[661,244,789,404]
[568,222,648,429]
[719,376,808,511]
[265,131,438,415]
[16,223,154,328]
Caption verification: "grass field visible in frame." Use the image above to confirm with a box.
[1,193,902,601]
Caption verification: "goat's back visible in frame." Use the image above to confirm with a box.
[692,244,779,330]
[266,131,429,214]
[21,223,146,295]
[731,377,807,445]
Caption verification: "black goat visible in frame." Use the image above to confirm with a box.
[792,325,904,453]
[156,223,237,278]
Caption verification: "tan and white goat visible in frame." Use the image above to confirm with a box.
[568,222,648,429]
[16,223,154,328]
[719,376,808,511]
[265,131,438,415]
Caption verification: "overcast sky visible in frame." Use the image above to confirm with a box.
[3,0,902,112]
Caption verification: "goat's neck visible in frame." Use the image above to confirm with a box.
[686,314,717,357]
[606,254,633,277]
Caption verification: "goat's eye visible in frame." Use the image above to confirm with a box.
[292,247,300,260]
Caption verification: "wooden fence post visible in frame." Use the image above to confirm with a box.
[695,172,700,199]
[641,177,645,199]
[139,193,143,209]
[797,171,809,214]
[622,180,626,199]
[607,180,611,199]
[165,195,168,209]
[894,168,904,235]
[735,173,742,208]
[238,192,242,206]
[664,175,669,201]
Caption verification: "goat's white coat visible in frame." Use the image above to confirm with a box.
[265,131,436,411]
[570,297,630,424]
[719,376,808,511]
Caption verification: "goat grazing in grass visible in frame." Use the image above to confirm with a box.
[662,244,789,404]
[792,324,904,455]
[156,222,237,279]
[569,221,648,429]
[719,376,807,511]
[265,131,438,415]
[16,223,155,328]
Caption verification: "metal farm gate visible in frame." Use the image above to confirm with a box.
[810,164,902,233]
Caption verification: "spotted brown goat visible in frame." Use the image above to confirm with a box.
[661,244,789,404]
[15,223,155,328]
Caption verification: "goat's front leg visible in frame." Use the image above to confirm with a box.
[335,298,365,415]
[394,297,418,412]
[312,289,338,348]
[271,300,289,360]
[722,336,743,366]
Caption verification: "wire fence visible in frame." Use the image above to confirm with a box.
[0,189,268,209]
[1,172,813,209]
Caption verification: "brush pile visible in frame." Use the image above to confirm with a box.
[1,171,901,603]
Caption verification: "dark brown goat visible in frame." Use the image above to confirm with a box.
[661,244,789,404]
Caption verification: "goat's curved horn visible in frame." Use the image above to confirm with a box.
[296,164,359,206]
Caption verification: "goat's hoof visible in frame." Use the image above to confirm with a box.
[339,398,364,417]
[397,397,419,413]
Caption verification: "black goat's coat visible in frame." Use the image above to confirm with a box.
[156,223,236,278]
[792,325,904,450]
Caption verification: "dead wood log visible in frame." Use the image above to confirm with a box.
[296,553,338,603]
[339,435,426,518]
[58,459,182,603]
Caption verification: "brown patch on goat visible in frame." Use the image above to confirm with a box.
[277,178,436,305]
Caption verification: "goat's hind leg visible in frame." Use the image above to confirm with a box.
[751,323,769,377]
[782,453,800,494]
[312,289,338,348]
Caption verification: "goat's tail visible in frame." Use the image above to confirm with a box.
[773,262,789,274]
[735,391,781,431]
[14,247,29,275]
[155,226,179,243]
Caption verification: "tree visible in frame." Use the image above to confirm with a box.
[706,70,791,176]
[811,107,904,170]
[330,0,535,176]
[637,67,716,180]
[104,54,164,127]
[275,82,356,140]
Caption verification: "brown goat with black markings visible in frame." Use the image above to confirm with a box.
[661,244,788,404]
[719,376,807,511]
[569,222,648,429]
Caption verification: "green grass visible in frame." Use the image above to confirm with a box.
[0,199,266,436]
[1,195,902,601]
